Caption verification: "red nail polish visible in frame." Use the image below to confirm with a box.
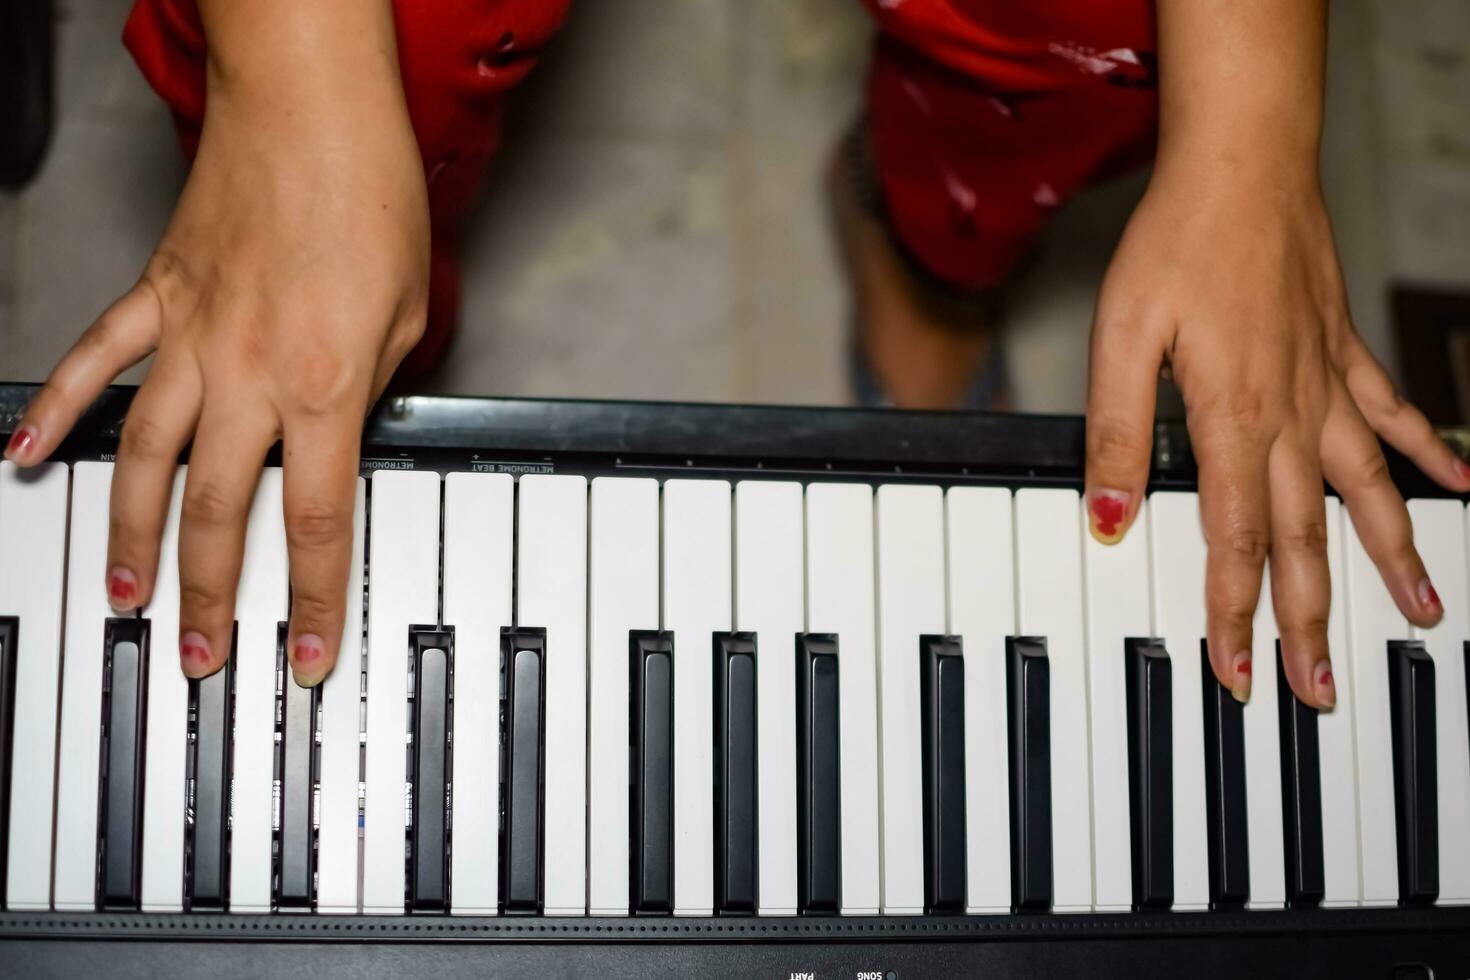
[5,426,35,459]
[1428,584,1442,608]
[1236,659,1251,676]
[1089,491,1129,542]
[1456,459,1470,483]
[294,639,323,664]
[108,572,136,603]
[181,641,210,664]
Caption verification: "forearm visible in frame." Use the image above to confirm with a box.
[1153,0,1327,193]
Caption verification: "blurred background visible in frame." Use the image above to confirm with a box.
[2,0,1469,418]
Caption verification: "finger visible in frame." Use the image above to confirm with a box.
[1320,378,1442,629]
[1084,315,1164,544]
[1193,417,1272,702]
[281,413,363,686]
[5,281,162,465]
[176,401,278,679]
[1338,332,1470,493]
[106,352,203,612]
[1265,431,1335,708]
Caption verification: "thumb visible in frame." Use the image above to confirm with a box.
[1084,315,1164,544]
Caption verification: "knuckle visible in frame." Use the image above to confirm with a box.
[182,478,247,529]
[118,413,174,462]
[1220,527,1270,566]
[289,360,359,418]
[144,249,193,293]
[290,591,340,629]
[1224,390,1270,430]
[1281,613,1331,642]
[1277,520,1329,557]
[1352,446,1392,489]
[179,579,231,617]
[286,498,349,549]
[1088,415,1150,462]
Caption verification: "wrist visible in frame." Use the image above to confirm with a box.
[201,1,405,117]
[1150,127,1321,214]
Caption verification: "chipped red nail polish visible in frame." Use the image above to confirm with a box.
[4,426,36,460]
[1314,660,1337,708]
[1419,578,1442,610]
[180,631,211,666]
[1456,458,1470,483]
[1089,490,1129,542]
[108,567,138,604]
[293,635,324,664]
[1231,649,1252,703]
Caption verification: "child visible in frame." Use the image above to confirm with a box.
[6,0,1462,709]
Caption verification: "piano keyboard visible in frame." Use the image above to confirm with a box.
[1,385,1468,979]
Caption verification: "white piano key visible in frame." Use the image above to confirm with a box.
[588,477,659,916]
[874,484,946,915]
[734,480,803,917]
[54,462,116,910]
[805,483,880,915]
[1082,495,1151,913]
[1013,488,1093,912]
[1243,569,1285,910]
[0,461,69,909]
[1147,492,1210,911]
[362,469,441,914]
[141,468,187,912]
[944,486,1015,915]
[1320,497,1362,907]
[228,469,289,913]
[517,474,589,916]
[315,478,366,913]
[443,472,514,915]
[1409,498,1470,905]
[662,479,731,916]
[1343,506,1407,906]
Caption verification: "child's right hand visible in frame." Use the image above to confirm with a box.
[4,0,430,688]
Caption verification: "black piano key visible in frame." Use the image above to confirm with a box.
[187,640,235,911]
[714,632,758,914]
[630,630,674,915]
[1276,645,1325,908]
[500,627,545,915]
[278,628,319,911]
[0,617,16,907]
[410,629,452,912]
[1007,636,1052,912]
[100,617,149,911]
[919,634,966,914]
[796,633,841,914]
[1125,638,1173,910]
[1202,642,1249,907]
[1388,640,1438,904]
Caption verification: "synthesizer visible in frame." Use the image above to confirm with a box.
[0,382,1468,979]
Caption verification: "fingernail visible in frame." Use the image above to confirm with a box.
[291,634,326,685]
[1231,650,1252,703]
[4,425,36,462]
[107,566,139,609]
[1313,659,1337,709]
[293,634,324,664]
[1088,489,1131,545]
[1456,458,1470,484]
[1418,577,1442,613]
[180,631,212,677]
